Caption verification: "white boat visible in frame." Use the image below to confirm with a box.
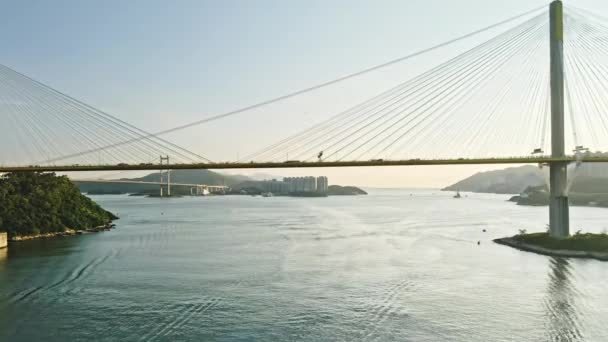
[261,192,273,197]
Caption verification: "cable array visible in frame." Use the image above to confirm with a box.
[7,5,542,165]
[5,4,608,166]
[246,6,608,162]
[247,14,552,162]
[0,64,210,166]
[562,7,608,153]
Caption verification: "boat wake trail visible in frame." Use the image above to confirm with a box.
[9,248,121,303]
[140,280,244,342]
[360,278,416,341]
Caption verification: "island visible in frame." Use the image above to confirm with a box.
[228,178,366,197]
[494,232,608,261]
[0,172,117,241]
[326,185,368,196]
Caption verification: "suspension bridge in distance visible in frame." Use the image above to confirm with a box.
[71,179,227,192]
[3,1,608,239]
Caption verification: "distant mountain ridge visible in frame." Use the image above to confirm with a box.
[444,154,608,197]
[121,169,250,186]
[443,165,545,194]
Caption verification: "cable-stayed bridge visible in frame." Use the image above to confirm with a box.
[1,1,608,237]
[2,156,608,173]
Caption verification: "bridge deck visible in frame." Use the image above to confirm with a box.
[2,156,608,172]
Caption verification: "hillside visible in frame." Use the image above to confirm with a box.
[442,165,545,194]
[327,185,368,196]
[444,156,608,195]
[445,156,608,207]
[0,172,116,238]
[125,169,249,186]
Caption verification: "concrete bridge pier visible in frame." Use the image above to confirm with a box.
[549,0,569,238]
[550,163,569,238]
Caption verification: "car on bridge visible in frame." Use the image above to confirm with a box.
[531,148,544,155]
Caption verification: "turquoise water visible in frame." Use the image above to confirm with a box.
[1,189,607,341]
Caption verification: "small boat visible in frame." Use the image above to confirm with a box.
[454,191,461,199]
[261,192,273,197]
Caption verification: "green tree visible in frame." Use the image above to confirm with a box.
[0,172,117,237]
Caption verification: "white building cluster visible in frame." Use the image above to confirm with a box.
[260,179,290,194]
[316,176,328,193]
[261,176,329,194]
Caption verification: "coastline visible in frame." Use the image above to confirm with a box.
[9,223,116,242]
[494,237,608,261]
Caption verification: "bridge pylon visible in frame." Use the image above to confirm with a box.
[549,0,569,238]
[159,155,171,197]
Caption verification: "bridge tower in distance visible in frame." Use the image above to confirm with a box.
[159,155,171,197]
[549,0,569,238]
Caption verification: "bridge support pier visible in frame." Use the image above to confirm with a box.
[550,163,569,238]
[549,0,569,238]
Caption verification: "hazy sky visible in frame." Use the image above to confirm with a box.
[2,0,607,187]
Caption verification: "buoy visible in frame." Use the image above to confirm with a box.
[477,241,480,245]
[482,229,486,233]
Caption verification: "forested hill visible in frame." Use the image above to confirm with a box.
[0,172,116,238]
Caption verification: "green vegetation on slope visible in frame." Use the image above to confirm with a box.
[512,232,608,252]
[0,172,117,238]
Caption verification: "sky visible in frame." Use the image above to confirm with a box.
[1,0,608,187]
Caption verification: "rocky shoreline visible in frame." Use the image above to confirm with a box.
[494,237,608,261]
[10,223,117,242]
